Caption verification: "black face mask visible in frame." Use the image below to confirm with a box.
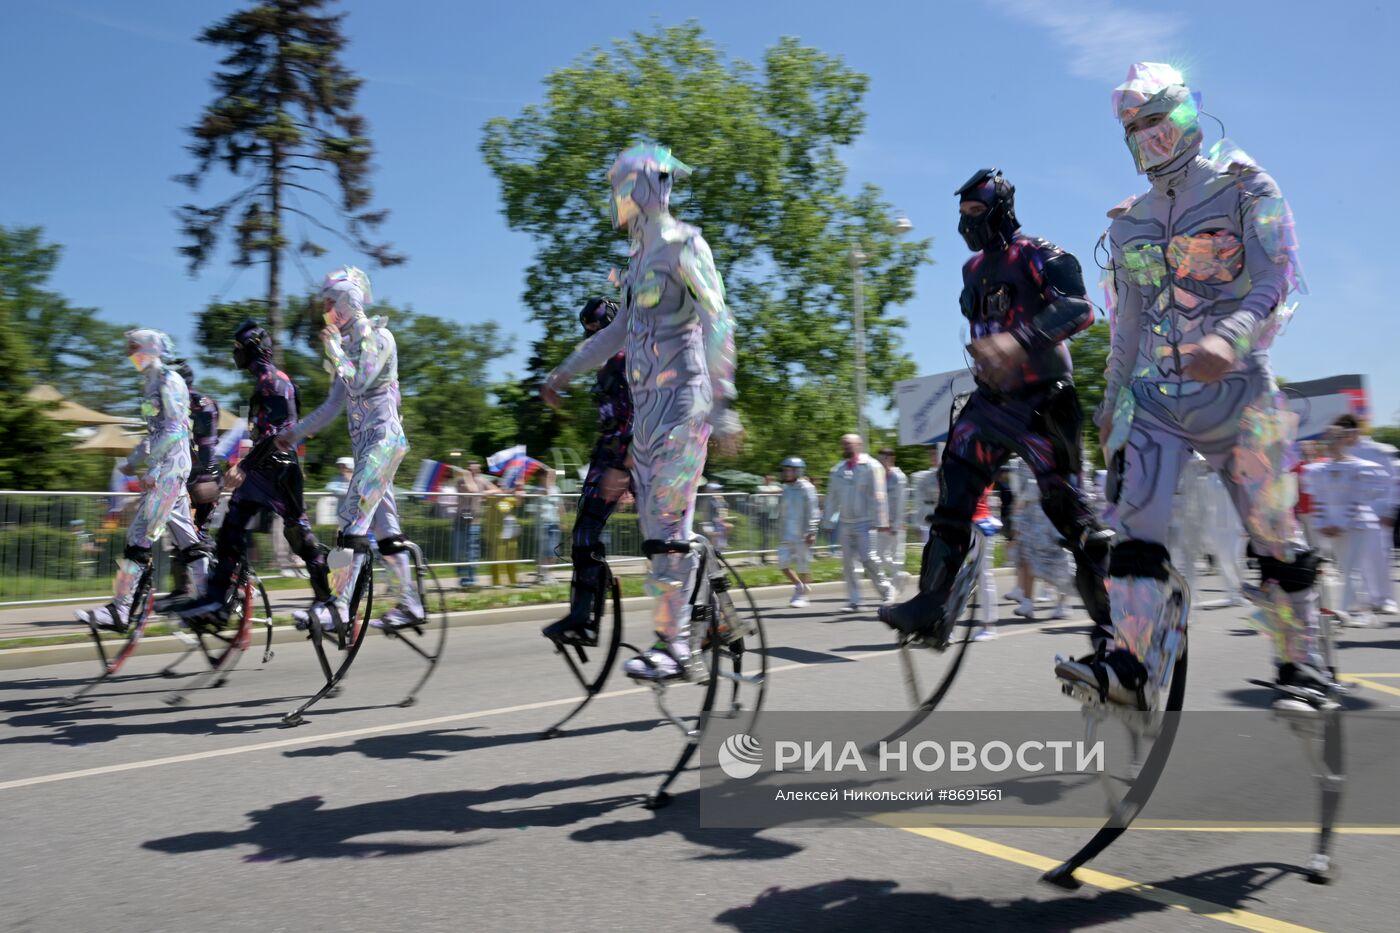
[954,168,1019,252]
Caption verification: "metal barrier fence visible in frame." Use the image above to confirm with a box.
[0,489,929,607]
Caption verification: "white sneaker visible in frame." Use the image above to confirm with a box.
[76,603,128,633]
[880,582,896,605]
[972,626,998,641]
[1379,600,1398,615]
[1005,586,1023,603]
[841,604,861,614]
[1013,598,1036,619]
[790,596,810,608]
[623,641,689,680]
[1050,600,1069,620]
[372,604,425,630]
[292,603,339,632]
[1344,611,1375,628]
[893,571,912,594]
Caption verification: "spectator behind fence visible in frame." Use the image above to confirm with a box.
[535,468,562,585]
[701,478,731,551]
[453,459,495,588]
[754,473,782,564]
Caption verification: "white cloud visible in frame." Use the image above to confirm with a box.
[987,0,1184,80]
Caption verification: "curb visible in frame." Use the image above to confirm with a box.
[0,569,1023,673]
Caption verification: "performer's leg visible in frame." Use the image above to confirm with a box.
[841,523,862,607]
[624,417,710,678]
[879,418,1003,637]
[545,460,625,639]
[854,520,890,602]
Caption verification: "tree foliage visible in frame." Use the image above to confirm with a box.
[0,225,130,414]
[481,22,932,475]
[177,0,403,364]
[1070,320,1111,466]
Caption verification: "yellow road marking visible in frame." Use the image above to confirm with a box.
[870,816,1326,933]
[1341,675,1400,698]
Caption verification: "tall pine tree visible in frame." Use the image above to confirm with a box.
[177,0,403,364]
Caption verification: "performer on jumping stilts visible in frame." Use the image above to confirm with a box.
[1055,62,1325,712]
[77,330,209,631]
[543,143,743,681]
[878,169,1112,648]
[279,266,420,631]
[542,296,634,646]
[180,322,334,625]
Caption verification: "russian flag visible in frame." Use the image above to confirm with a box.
[214,418,249,460]
[412,459,454,501]
[487,445,544,490]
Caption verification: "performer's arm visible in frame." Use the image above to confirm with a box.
[679,234,741,437]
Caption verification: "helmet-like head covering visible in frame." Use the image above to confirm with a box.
[578,296,619,332]
[125,328,175,372]
[1111,62,1202,175]
[607,144,691,229]
[780,456,806,477]
[319,265,373,331]
[955,168,1019,252]
[232,319,274,372]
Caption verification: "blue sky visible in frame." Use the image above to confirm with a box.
[4,0,1397,425]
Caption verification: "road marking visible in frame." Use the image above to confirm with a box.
[871,817,1325,933]
[1342,675,1400,698]
[1,603,1079,792]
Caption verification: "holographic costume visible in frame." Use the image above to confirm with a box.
[287,266,418,630]
[156,360,221,608]
[543,297,635,643]
[880,170,1112,646]
[77,330,208,631]
[546,144,741,680]
[183,322,333,623]
[1060,63,1321,708]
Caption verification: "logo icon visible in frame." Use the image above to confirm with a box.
[718,733,763,779]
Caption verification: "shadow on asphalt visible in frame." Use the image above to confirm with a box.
[569,785,804,861]
[282,717,669,762]
[710,861,1315,932]
[0,696,385,746]
[142,772,667,862]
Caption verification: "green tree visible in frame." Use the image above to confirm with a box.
[481,23,931,475]
[1070,320,1111,466]
[0,225,130,413]
[177,0,403,366]
[0,287,110,489]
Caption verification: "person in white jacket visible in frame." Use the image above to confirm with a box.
[1306,418,1394,625]
[778,457,819,606]
[821,434,893,612]
[877,447,910,592]
[909,445,942,544]
[1343,418,1399,614]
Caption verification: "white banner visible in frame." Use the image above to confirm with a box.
[895,368,977,446]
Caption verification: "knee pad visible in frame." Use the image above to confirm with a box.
[335,531,372,554]
[642,539,693,558]
[1257,549,1319,594]
[1109,539,1171,581]
[123,544,153,565]
[175,541,213,564]
[377,534,411,556]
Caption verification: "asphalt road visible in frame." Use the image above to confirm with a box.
[2,571,1398,933]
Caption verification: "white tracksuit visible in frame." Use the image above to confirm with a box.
[822,454,889,607]
[1302,456,1391,614]
[877,466,908,581]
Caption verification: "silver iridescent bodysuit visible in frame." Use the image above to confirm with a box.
[288,267,417,621]
[78,330,206,627]
[549,146,739,673]
[1101,64,1314,695]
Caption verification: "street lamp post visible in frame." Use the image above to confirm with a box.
[849,246,868,443]
[849,212,914,446]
